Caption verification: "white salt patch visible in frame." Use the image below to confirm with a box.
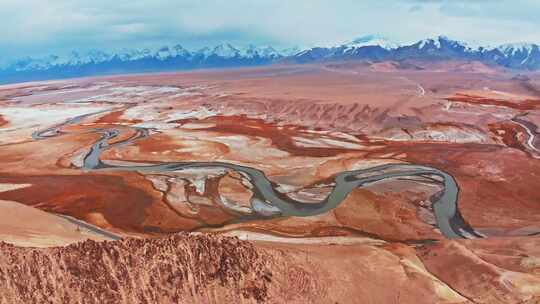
[165,107,217,122]
[0,106,110,133]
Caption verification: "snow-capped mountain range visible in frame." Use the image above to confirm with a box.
[291,35,540,70]
[3,44,298,72]
[1,36,540,84]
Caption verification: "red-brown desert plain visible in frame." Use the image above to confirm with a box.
[1,62,540,303]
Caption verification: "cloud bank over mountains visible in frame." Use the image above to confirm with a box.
[1,0,539,64]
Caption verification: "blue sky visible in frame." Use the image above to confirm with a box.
[1,0,539,61]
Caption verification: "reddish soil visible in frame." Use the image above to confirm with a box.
[1,66,540,303]
[446,93,540,110]
[0,173,201,235]
[95,109,143,124]
[488,121,529,154]
[176,115,361,157]
[418,236,540,303]
[0,115,7,127]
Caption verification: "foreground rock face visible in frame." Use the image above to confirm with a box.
[4,232,540,303]
[0,234,272,304]
[0,233,472,304]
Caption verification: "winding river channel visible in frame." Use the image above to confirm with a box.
[32,109,481,239]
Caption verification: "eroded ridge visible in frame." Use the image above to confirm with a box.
[0,233,274,303]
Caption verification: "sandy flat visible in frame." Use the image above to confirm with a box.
[0,197,112,247]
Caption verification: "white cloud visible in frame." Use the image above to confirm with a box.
[0,0,539,62]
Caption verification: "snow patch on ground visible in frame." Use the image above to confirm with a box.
[68,85,202,104]
[292,136,364,149]
[0,106,110,133]
[165,107,217,122]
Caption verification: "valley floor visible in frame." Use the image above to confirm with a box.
[0,64,540,303]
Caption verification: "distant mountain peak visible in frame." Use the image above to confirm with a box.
[498,42,539,55]
[415,35,470,50]
[212,44,240,58]
[341,35,398,50]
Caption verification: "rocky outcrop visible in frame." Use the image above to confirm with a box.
[0,233,273,304]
